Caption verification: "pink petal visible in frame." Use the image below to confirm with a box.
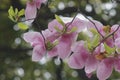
[85,55,98,74]
[25,1,37,22]
[23,32,44,46]
[59,17,88,33]
[34,0,41,9]
[114,58,120,72]
[68,41,89,69]
[42,29,59,42]
[47,47,58,58]
[115,38,120,48]
[48,19,63,32]
[111,24,120,38]
[105,38,114,48]
[68,52,87,69]
[68,51,89,69]
[67,18,87,33]
[87,20,105,36]
[71,41,85,53]
[97,58,114,80]
[87,20,103,29]
[32,45,46,61]
[57,34,73,59]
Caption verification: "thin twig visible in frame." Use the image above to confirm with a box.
[93,25,120,50]
[65,12,78,27]
[78,10,104,38]
[65,0,81,28]
[77,0,104,38]
[102,25,120,41]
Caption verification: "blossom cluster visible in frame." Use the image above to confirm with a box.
[22,0,120,80]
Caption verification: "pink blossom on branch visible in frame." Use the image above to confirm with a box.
[23,30,59,61]
[48,17,88,59]
[23,10,120,80]
[23,16,89,60]
[67,20,120,80]
[68,40,120,80]
[25,0,47,22]
[25,1,37,21]
[23,32,46,61]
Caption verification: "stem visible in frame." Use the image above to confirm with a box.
[93,25,120,50]
[77,0,104,38]
[65,12,78,27]
[65,0,81,28]
[102,25,120,41]
[79,11,104,38]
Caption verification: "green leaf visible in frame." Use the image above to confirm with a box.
[15,8,18,15]
[85,34,100,52]
[53,40,59,47]
[77,32,90,41]
[67,27,77,34]
[46,40,59,51]
[104,43,115,55]
[91,34,100,47]
[8,6,15,16]
[117,48,120,53]
[54,26,62,33]
[90,28,99,35]
[87,42,93,51]
[48,1,56,9]
[18,9,25,17]
[8,15,15,22]
[55,14,65,27]
[46,41,53,51]
[17,22,28,30]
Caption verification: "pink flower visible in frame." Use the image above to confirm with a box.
[96,57,120,80]
[48,17,87,33]
[85,54,98,74]
[48,17,86,59]
[25,1,37,21]
[25,0,47,22]
[42,29,59,42]
[68,41,89,69]
[23,31,46,61]
[56,33,76,59]
[42,29,59,57]
[68,41,99,73]
[23,29,60,61]
[110,24,120,52]
[68,40,120,80]
[96,58,114,80]
[86,19,105,36]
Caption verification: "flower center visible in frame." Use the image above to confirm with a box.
[95,51,107,60]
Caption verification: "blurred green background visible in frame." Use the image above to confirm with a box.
[0,0,120,80]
